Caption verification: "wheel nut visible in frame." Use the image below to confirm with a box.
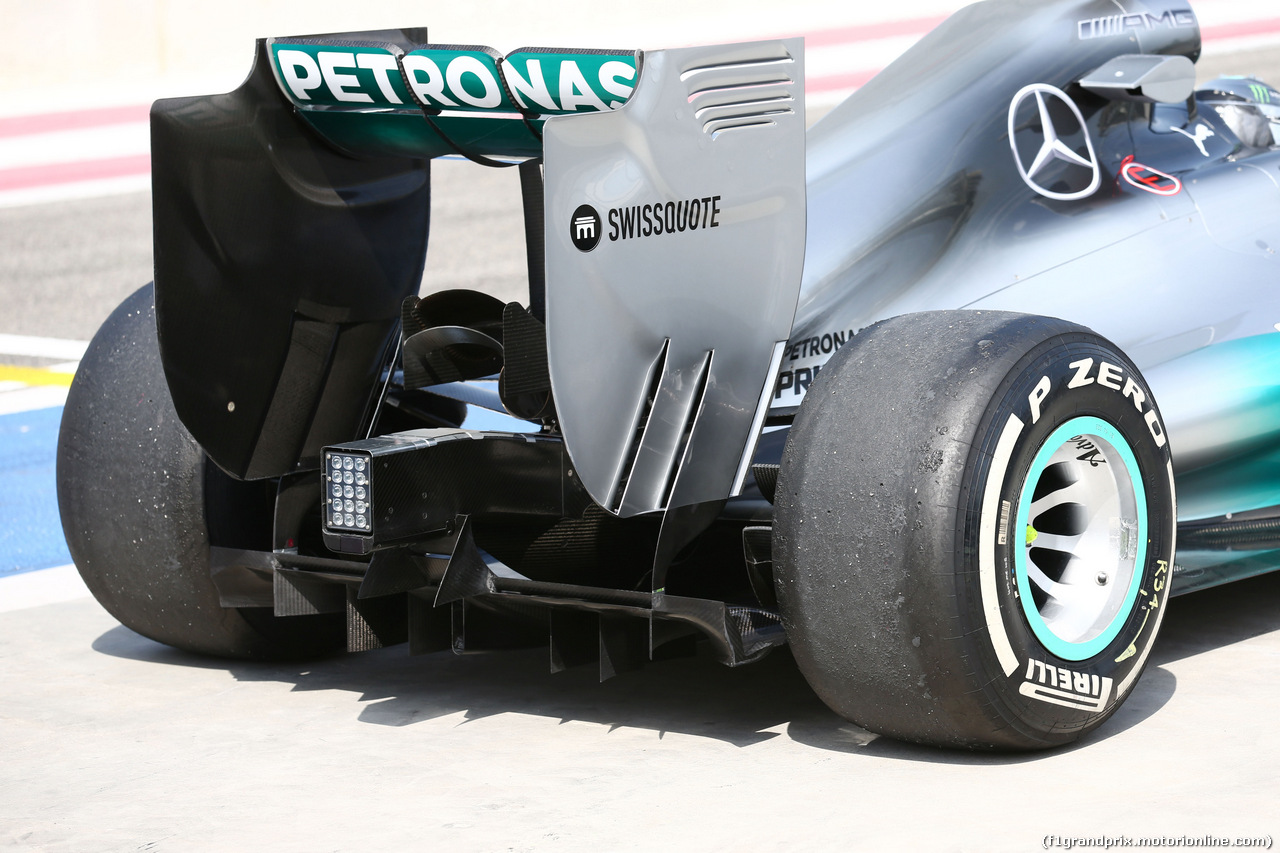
[1096,572,1109,586]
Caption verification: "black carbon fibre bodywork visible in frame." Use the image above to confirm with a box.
[319,429,591,554]
[151,33,432,480]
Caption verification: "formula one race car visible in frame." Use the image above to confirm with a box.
[57,0,1280,750]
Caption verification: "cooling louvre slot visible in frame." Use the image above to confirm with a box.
[679,55,796,83]
[693,88,795,138]
[704,114,791,139]
[692,94,793,118]
[687,78,793,102]
[681,52,797,138]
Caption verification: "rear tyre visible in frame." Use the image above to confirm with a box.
[773,311,1175,749]
[57,284,343,659]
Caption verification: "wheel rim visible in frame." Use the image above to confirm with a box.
[1013,416,1147,661]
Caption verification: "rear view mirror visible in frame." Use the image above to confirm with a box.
[1080,54,1196,103]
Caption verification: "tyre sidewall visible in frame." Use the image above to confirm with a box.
[58,284,341,659]
[961,334,1175,743]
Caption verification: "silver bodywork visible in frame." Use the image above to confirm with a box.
[544,40,806,516]
[780,0,1280,525]
[178,2,1280,549]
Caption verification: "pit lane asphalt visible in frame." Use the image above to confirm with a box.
[3,572,1278,850]
[3,47,1280,852]
[0,160,532,343]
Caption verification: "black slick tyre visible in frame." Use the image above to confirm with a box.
[56,284,343,659]
[773,311,1175,750]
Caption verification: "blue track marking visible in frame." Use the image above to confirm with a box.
[0,406,71,576]
[461,405,541,433]
[0,395,528,579]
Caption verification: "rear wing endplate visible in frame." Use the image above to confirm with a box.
[159,31,805,515]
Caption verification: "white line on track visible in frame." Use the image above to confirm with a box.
[0,333,89,360]
[0,173,150,209]
[0,564,90,612]
[0,335,83,413]
[0,121,149,171]
[0,385,70,415]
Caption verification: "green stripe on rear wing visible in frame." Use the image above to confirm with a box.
[268,37,640,159]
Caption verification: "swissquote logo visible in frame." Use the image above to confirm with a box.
[571,196,725,252]
[571,205,602,252]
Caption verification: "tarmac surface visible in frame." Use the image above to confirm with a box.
[3,10,1280,853]
[3,572,1278,851]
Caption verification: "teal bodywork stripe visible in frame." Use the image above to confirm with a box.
[1155,332,1280,520]
[1177,441,1280,521]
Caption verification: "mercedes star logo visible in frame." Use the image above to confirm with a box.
[1007,83,1100,201]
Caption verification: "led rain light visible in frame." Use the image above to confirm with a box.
[324,450,372,533]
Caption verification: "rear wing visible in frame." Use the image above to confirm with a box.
[152,29,805,517]
[267,35,642,160]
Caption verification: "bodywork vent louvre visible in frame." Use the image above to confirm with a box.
[682,49,798,137]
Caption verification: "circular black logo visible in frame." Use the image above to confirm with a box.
[570,204,602,252]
